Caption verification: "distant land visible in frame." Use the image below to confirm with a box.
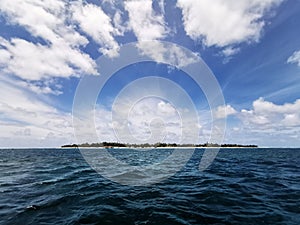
[61,142,258,148]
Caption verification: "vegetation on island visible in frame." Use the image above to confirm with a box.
[61,142,258,148]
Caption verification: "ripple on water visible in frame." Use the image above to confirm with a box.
[0,148,299,225]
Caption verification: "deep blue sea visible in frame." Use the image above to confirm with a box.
[0,148,299,225]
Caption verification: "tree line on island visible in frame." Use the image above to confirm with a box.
[61,142,258,148]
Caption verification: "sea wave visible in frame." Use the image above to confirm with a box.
[0,148,299,225]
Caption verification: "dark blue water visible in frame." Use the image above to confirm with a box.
[0,148,299,225]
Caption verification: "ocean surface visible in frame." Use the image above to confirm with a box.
[0,148,299,225]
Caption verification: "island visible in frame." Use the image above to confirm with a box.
[61,142,258,148]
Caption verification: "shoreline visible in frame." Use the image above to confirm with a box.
[61,146,259,149]
[2,147,300,149]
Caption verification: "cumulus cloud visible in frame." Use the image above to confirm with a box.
[214,105,237,119]
[71,2,121,57]
[93,97,209,145]
[0,0,98,80]
[124,0,168,41]
[109,97,182,144]
[219,98,300,147]
[0,0,86,46]
[212,98,300,147]
[137,41,199,68]
[240,97,300,128]
[177,0,283,48]
[157,101,176,115]
[287,50,300,67]
[0,38,96,80]
[125,98,181,143]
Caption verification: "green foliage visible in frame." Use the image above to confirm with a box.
[61,142,257,148]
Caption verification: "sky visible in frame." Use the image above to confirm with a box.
[0,0,300,147]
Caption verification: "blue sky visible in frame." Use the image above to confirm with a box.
[0,0,300,147]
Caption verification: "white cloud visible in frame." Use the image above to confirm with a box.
[124,0,168,41]
[214,105,237,119]
[158,0,165,14]
[157,101,176,115]
[0,0,98,80]
[94,106,117,143]
[126,99,180,143]
[0,0,86,46]
[206,98,300,147]
[282,114,300,127]
[240,97,300,128]
[71,2,121,57]
[93,96,209,145]
[137,41,199,68]
[287,50,300,67]
[0,38,97,80]
[222,47,240,57]
[22,83,62,96]
[0,79,74,147]
[113,10,128,36]
[177,0,282,47]
[252,97,300,115]
[111,97,182,144]
[218,98,300,147]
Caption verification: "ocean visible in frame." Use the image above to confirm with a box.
[0,148,299,225]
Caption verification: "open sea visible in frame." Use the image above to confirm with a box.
[0,148,299,225]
